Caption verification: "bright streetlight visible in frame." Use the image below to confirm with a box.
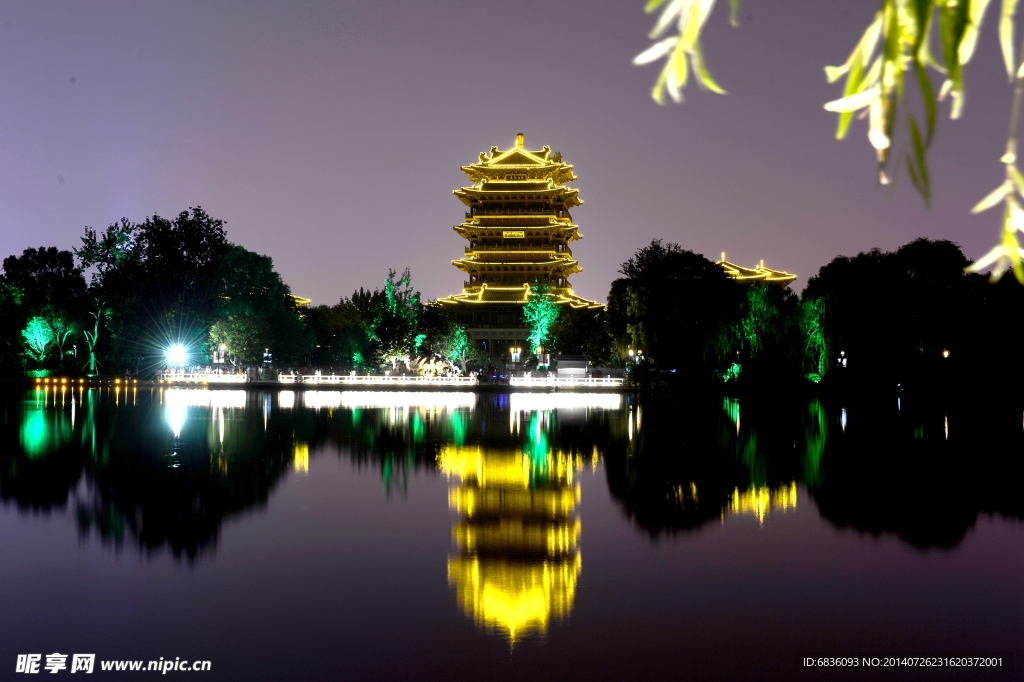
[166,343,187,366]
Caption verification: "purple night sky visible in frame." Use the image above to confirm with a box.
[0,0,1014,305]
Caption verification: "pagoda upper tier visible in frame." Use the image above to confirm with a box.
[438,133,601,309]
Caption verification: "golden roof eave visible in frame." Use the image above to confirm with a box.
[453,186,582,208]
[718,258,797,286]
[436,283,603,309]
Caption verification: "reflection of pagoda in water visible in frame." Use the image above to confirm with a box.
[438,440,582,642]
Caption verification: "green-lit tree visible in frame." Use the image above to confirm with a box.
[47,312,76,368]
[82,309,101,376]
[22,317,55,368]
[364,268,421,371]
[522,283,559,354]
[728,283,803,385]
[417,304,473,374]
[447,326,471,373]
[2,247,86,372]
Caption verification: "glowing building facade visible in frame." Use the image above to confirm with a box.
[437,134,602,358]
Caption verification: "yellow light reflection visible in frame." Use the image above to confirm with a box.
[293,442,309,473]
[727,481,798,525]
[440,445,583,643]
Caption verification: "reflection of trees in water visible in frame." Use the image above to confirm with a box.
[1,386,298,560]
[604,396,803,537]
[605,393,1024,548]
[809,398,1024,548]
[0,389,615,562]
[3,386,1021,562]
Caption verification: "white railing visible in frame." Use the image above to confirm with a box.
[509,375,624,387]
[279,374,479,386]
[159,372,248,384]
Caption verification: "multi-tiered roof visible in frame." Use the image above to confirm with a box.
[437,134,602,309]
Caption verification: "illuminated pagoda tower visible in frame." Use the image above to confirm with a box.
[437,133,602,358]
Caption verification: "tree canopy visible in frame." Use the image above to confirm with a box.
[609,240,744,377]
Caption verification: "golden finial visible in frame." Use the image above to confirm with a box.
[515,133,524,149]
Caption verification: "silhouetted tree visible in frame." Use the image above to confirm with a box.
[608,240,744,379]
[801,238,996,390]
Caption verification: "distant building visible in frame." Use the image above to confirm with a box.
[717,254,797,287]
[437,133,602,359]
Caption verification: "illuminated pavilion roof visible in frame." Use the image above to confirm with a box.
[717,255,797,287]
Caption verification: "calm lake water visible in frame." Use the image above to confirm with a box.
[1,385,1021,681]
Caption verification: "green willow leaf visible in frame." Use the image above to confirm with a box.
[906,156,925,197]
[835,50,865,139]
[1000,0,1019,80]
[692,41,726,93]
[651,65,669,105]
[914,61,936,145]
[971,182,1012,214]
[646,0,669,12]
[916,5,946,73]
[958,0,993,65]
[907,114,931,202]
[825,86,878,113]
[939,0,969,118]
[650,0,684,39]
[681,0,716,50]
[1009,165,1024,197]
[634,37,680,64]
[729,0,739,26]
[825,13,882,84]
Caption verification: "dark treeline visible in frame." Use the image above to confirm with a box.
[606,237,1024,394]
[0,208,313,377]
[2,206,1021,390]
